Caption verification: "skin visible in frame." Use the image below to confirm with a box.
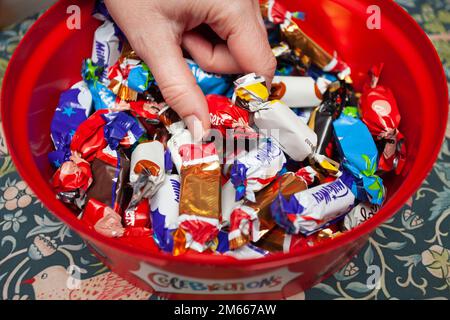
[104,0,276,141]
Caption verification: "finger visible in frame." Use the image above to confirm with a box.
[127,24,210,141]
[209,3,276,86]
[182,31,243,74]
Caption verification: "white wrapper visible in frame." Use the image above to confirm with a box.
[70,81,93,117]
[224,244,268,260]
[343,203,380,231]
[221,180,243,225]
[150,174,180,230]
[272,76,323,108]
[166,121,194,174]
[129,141,165,199]
[92,20,121,83]
[253,100,317,161]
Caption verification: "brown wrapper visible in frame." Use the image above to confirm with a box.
[86,151,132,215]
[229,172,307,250]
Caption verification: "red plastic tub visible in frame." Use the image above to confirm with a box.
[1,0,448,299]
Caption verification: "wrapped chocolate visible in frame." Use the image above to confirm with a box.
[207,94,257,139]
[49,81,93,167]
[82,198,125,238]
[360,64,406,174]
[270,76,330,108]
[221,179,243,226]
[86,150,132,214]
[333,114,385,205]
[52,153,93,206]
[129,141,166,202]
[271,171,356,235]
[159,107,194,174]
[230,139,286,202]
[123,198,150,228]
[82,59,117,110]
[175,143,221,253]
[107,45,154,101]
[150,174,180,252]
[224,244,269,260]
[91,19,122,83]
[186,59,234,96]
[261,0,351,79]
[255,227,307,253]
[343,202,381,231]
[102,111,145,150]
[229,169,312,250]
[233,73,317,162]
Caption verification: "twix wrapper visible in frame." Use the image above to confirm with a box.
[228,167,318,250]
[174,143,221,254]
[261,0,351,80]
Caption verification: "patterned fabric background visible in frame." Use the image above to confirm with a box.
[0,0,449,300]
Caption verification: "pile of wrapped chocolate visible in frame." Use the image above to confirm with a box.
[48,0,407,259]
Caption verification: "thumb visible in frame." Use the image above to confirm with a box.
[126,23,210,141]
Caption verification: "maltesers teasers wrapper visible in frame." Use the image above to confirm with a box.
[270,76,330,108]
[49,81,93,168]
[230,139,286,202]
[333,113,385,205]
[151,174,181,252]
[175,143,221,253]
[271,171,356,236]
[261,0,351,79]
[228,169,310,250]
[82,198,125,238]
[360,64,406,174]
[207,94,257,139]
[343,202,381,231]
[233,73,317,162]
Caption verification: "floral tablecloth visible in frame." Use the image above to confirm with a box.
[0,0,449,300]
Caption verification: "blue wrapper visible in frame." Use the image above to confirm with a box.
[306,64,338,83]
[186,59,234,96]
[271,171,356,235]
[93,0,111,21]
[82,59,117,110]
[333,114,385,205]
[127,64,154,93]
[102,112,145,150]
[49,81,93,168]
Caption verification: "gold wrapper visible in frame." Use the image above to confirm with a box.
[255,227,287,253]
[179,161,221,220]
[282,21,333,70]
[229,172,307,250]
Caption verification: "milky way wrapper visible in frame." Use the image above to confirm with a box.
[343,202,381,231]
[271,171,356,236]
[230,139,286,203]
[333,114,385,205]
[228,170,309,250]
[86,150,132,214]
[360,64,406,174]
[174,143,221,253]
[271,76,330,108]
[232,74,317,162]
[151,174,180,252]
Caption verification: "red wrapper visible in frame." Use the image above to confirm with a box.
[52,156,92,194]
[70,110,108,162]
[82,198,125,238]
[207,94,257,139]
[123,199,151,228]
[360,64,406,174]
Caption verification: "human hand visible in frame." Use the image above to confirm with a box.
[104,0,276,140]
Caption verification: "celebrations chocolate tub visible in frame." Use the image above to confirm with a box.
[1,0,447,299]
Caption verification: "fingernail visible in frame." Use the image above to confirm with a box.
[184,115,206,143]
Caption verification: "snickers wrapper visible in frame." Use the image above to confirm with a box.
[271,76,329,108]
[175,143,221,253]
[271,171,356,235]
[150,174,181,252]
[86,150,132,214]
[229,171,308,250]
